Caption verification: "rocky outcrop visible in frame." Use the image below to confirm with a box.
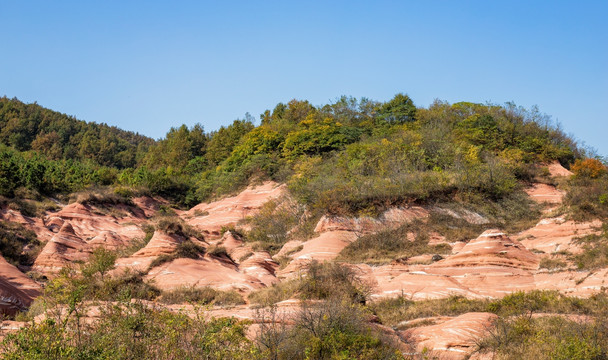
[313,206,429,234]
[402,312,497,359]
[184,182,286,237]
[525,183,565,204]
[0,255,41,315]
[431,230,539,270]
[546,161,573,177]
[33,223,90,273]
[144,257,266,292]
[518,216,602,255]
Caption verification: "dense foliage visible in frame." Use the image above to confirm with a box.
[0,95,584,213]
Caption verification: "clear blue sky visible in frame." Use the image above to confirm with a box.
[1,1,606,155]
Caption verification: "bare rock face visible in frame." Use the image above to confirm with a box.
[431,230,539,270]
[131,196,166,218]
[185,182,286,237]
[525,183,565,205]
[33,223,90,273]
[0,255,41,315]
[518,217,602,255]
[278,231,358,277]
[402,312,497,360]
[114,231,187,273]
[144,256,266,292]
[0,208,54,242]
[49,202,145,243]
[546,161,573,177]
[360,231,541,300]
[313,206,429,234]
[218,231,279,287]
[360,264,486,301]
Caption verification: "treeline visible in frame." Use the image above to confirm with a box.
[0,95,584,212]
[0,97,154,168]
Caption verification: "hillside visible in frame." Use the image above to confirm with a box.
[1,95,608,359]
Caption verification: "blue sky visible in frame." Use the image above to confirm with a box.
[1,1,606,155]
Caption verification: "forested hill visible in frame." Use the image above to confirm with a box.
[1,94,597,218]
[0,97,155,168]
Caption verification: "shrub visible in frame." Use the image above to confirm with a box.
[256,299,404,360]
[248,280,301,307]
[571,158,607,179]
[147,240,206,270]
[207,245,229,258]
[569,228,608,270]
[70,187,133,206]
[563,174,608,221]
[299,261,370,304]
[0,221,41,266]
[245,196,308,254]
[156,217,203,240]
[478,315,608,360]
[2,301,260,360]
[539,257,568,270]
[338,221,452,264]
[160,286,244,306]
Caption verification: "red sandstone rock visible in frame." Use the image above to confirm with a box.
[144,256,266,292]
[431,230,539,270]
[403,312,497,360]
[546,161,573,177]
[0,255,41,315]
[525,183,565,204]
[517,217,602,255]
[185,182,286,237]
[313,206,429,234]
[33,223,90,273]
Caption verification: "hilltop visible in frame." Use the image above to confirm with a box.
[1,95,607,359]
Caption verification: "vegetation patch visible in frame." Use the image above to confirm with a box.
[249,261,370,306]
[371,290,608,328]
[147,239,206,270]
[338,220,452,264]
[0,221,41,267]
[569,226,608,270]
[160,286,244,306]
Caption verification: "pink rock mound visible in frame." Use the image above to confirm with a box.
[361,264,485,300]
[185,182,286,237]
[144,257,266,292]
[0,255,41,315]
[49,202,144,243]
[278,231,358,277]
[525,183,565,204]
[114,231,188,272]
[518,217,602,255]
[313,206,429,234]
[403,312,497,360]
[431,230,539,270]
[33,223,90,273]
[131,196,166,218]
[217,231,278,287]
[546,161,573,177]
